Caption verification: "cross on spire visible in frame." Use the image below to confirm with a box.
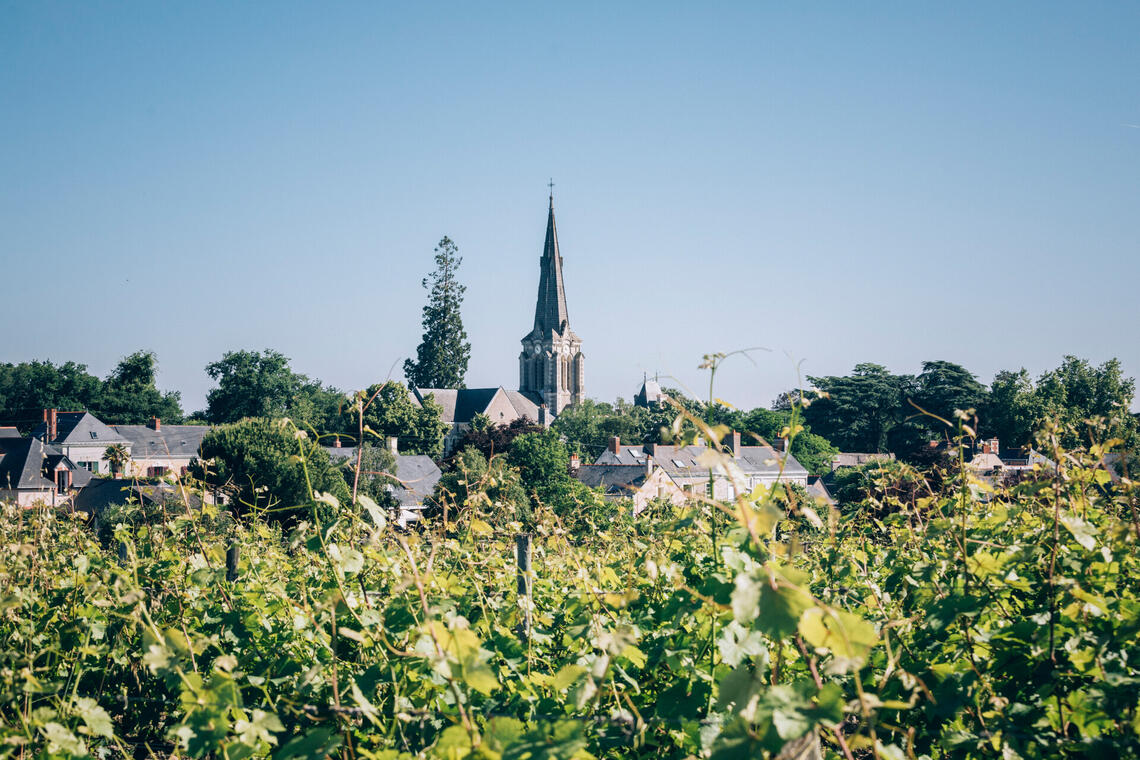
[547,178,555,203]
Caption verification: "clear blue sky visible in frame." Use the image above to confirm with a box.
[3,2,1138,413]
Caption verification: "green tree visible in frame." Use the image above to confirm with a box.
[0,360,102,431]
[203,349,342,431]
[508,429,572,508]
[340,382,448,457]
[103,443,130,476]
[404,236,471,389]
[453,417,545,462]
[1035,356,1136,447]
[98,350,184,424]
[805,364,916,453]
[981,368,1042,447]
[194,417,349,521]
[913,360,986,427]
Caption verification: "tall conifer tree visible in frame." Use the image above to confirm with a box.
[404,236,471,389]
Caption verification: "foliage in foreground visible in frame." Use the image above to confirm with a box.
[1,427,1139,759]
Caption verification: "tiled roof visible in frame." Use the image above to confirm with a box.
[575,464,650,492]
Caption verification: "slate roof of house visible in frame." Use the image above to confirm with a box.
[575,464,651,494]
[595,443,809,481]
[413,387,543,425]
[390,455,442,507]
[111,424,210,457]
[806,476,836,506]
[0,427,20,438]
[322,447,441,507]
[72,478,202,514]
[33,412,126,446]
[830,452,895,470]
[0,437,54,490]
[0,437,89,491]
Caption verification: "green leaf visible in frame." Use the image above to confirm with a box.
[73,697,114,739]
[552,664,587,692]
[274,728,342,760]
[1061,515,1097,551]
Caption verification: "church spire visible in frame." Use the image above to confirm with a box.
[519,188,584,416]
[532,193,570,334]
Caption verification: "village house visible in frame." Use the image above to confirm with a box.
[32,409,210,478]
[324,436,442,527]
[0,434,91,507]
[571,452,687,514]
[593,433,810,500]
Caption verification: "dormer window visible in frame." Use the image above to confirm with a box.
[89,431,98,439]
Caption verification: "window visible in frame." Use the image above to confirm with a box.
[147,466,167,478]
[672,459,686,467]
[56,470,69,494]
[89,431,98,439]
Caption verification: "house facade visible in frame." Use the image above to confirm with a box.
[33,410,209,478]
[0,435,91,507]
[573,456,687,514]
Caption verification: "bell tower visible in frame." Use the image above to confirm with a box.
[519,191,584,415]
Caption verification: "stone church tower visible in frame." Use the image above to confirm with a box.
[519,194,584,415]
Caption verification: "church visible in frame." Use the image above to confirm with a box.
[411,193,584,453]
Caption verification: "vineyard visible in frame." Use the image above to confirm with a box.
[2,423,1139,759]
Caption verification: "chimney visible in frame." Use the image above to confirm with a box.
[47,409,57,442]
[608,436,621,455]
[982,438,1000,456]
[148,417,161,431]
[726,430,741,456]
[645,454,654,476]
[333,437,342,448]
[539,404,548,427]
[568,452,580,474]
[782,437,790,453]
[644,442,657,457]
[386,436,399,456]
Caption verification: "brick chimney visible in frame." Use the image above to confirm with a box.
[645,454,654,476]
[726,430,741,456]
[981,438,1000,456]
[387,436,399,456]
[45,409,58,442]
[568,452,580,474]
[148,417,161,431]
[608,436,621,455]
[333,437,342,448]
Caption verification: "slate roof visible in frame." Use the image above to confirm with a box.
[634,379,665,407]
[391,455,441,507]
[0,437,88,491]
[806,476,836,506]
[830,452,894,470]
[72,478,202,514]
[33,412,126,446]
[321,447,441,507]
[575,464,651,495]
[595,443,809,481]
[0,427,20,439]
[0,437,54,490]
[413,387,543,425]
[112,424,210,458]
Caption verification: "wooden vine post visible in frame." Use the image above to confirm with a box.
[515,533,532,641]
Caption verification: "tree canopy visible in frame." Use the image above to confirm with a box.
[98,350,184,424]
[404,237,471,390]
[195,417,349,521]
[203,349,342,432]
[338,382,448,458]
